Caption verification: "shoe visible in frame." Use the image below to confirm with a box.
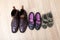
[47,12,53,27]
[35,12,42,30]
[19,6,27,33]
[11,9,19,33]
[42,14,48,29]
[28,12,34,30]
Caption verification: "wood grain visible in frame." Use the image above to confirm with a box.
[0,0,60,40]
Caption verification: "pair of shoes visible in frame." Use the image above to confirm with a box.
[42,12,53,29]
[11,6,27,33]
[28,12,42,30]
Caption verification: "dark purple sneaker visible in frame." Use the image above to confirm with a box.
[28,12,34,30]
[35,12,42,30]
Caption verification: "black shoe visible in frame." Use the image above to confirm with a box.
[28,12,35,30]
[11,7,19,33]
[19,6,27,33]
[35,12,42,30]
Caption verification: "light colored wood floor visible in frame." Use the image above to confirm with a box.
[0,0,60,40]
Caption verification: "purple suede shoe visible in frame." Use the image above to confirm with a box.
[35,12,42,30]
[28,12,34,30]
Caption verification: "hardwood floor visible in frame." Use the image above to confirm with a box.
[0,0,60,40]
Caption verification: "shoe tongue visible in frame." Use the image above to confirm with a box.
[36,14,40,20]
[30,14,33,22]
[30,20,33,22]
[30,14,33,19]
